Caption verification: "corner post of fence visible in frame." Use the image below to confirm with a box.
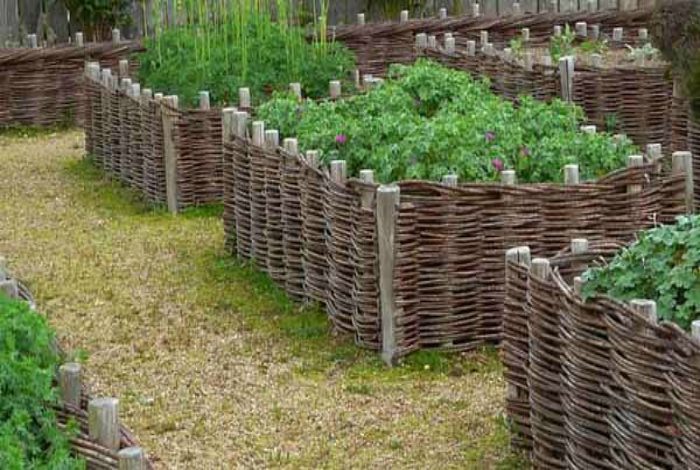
[198,91,210,110]
[118,447,145,470]
[357,13,365,25]
[59,362,81,408]
[112,28,121,44]
[162,95,180,213]
[559,56,575,103]
[88,397,120,451]
[377,184,400,366]
[75,32,84,47]
[439,7,448,18]
[672,151,695,214]
[238,87,251,110]
[564,164,579,185]
[329,80,341,99]
[504,245,532,403]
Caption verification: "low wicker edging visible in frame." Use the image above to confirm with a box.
[0,31,142,128]
[220,103,695,363]
[503,237,700,469]
[0,262,153,469]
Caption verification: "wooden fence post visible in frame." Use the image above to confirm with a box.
[289,82,301,100]
[400,10,409,23]
[466,40,476,56]
[564,164,579,185]
[415,33,428,49]
[559,56,575,103]
[513,2,521,15]
[439,7,447,18]
[692,320,700,343]
[329,80,341,99]
[88,398,119,451]
[75,32,84,47]
[630,299,657,323]
[531,258,551,281]
[357,13,365,25]
[59,362,81,408]
[118,59,129,79]
[612,27,623,42]
[575,22,587,38]
[377,184,400,366]
[162,95,179,213]
[672,151,695,214]
[239,87,251,109]
[112,28,121,44]
[359,170,375,209]
[27,34,37,48]
[627,154,644,194]
[590,24,600,40]
[198,91,210,110]
[504,245,531,400]
[222,107,236,144]
[118,447,145,470]
[445,36,455,54]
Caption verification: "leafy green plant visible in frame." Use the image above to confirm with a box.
[604,113,618,133]
[137,0,355,107]
[257,60,637,183]
[625,43,660,62]
[0,294,84,469]
[578,39,609,55]
[582,215,700,330]
[550,24,576,61]
[508,37,524,59]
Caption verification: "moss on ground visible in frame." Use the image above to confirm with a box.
[0,130,524,468]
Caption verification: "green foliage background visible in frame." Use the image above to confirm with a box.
[258,60,637,183]
[0,295,83,469]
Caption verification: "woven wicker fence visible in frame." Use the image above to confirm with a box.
[1,264,152,469]
[335,9,655,77]
[503,236,700,469]
[0,39,141,128]
[220,104,694,362]
[84,63,222,209]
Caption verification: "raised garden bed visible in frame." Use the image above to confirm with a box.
[219,61,694,361]
[503,215,700,468]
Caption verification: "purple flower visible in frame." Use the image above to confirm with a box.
[335,134,347,144]
[491,158,504,172]
[484,131,496,143]
[520,146,530,157]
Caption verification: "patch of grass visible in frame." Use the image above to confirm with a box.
[462,415,531,469]
[180,203,224,219]
[63,158,158,217]
[344,382,373,396]
[0,123,75,138]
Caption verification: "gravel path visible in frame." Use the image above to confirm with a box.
[0,130,519,469]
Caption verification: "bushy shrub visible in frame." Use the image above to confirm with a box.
[583,215,700,330]
[0,294,83,469]
[257,60,637,183]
